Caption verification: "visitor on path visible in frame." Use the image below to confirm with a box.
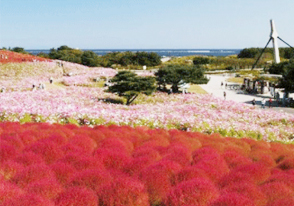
[49,77,53,84]
[261,98,266,109]
[221,82,223,88]
[269,98,272,108]
[252,98,256,106]
[223,91,226,100]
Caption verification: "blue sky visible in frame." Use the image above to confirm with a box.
[0,0,293,49]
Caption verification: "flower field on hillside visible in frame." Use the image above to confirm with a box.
[0,50,51,64]
[1,123,294,205]
[0,87,293,142]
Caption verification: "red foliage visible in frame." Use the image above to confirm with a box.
[161,143,192,166]
[0,133,24,150]
[270,142,293,162]
[260,181,294,204]
[277,158,294,170]
[54,186,98,206]
[99,176,149,206]
[69,134,97,154]
[24,141,63,164]
[97,137,134,154]
[124,156,157,176]
[132,146,162,161]
[0,160,24,180]
[0,181,24,203]
[1,193,55,206]
[249,150,276,167]
[11,163,56,188]
[0,143,19,163]
[165,178,219,206]
[13,151,45,166]
[67,169,112,193]
[231,162,271,185]
[218,171,255,188]
[222,151,252,169]
[93,148,131,170]
[50,162,76,185]
[0,50,51,64]
[210,192,255,206]
[192,147,229,182]
[58,153,104,171]
[224,137,251,157]
[265,173,294,190]
[174,166,210,185]
[139,160,182,205]
[25,178,63,199]
[270,197,294,206]
[221,182,267,206]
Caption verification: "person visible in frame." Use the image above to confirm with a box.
[261,98,266,109]
[225,83,227,89]
[221,82,224,88]
[49,77,53,84]
[269,98,272,108]
[252,98,256,106]
[32,84,36,91]
[223,91,226,100]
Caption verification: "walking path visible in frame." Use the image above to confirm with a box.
[200,74,294,114]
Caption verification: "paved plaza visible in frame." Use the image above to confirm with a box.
[200,74,294,114]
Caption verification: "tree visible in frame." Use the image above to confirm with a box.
[193,56,211,65]
[11,47,28,54]
[155,65,209,93]
[277,61,294,94]
[81,50,100,67]
[107,71,156,105]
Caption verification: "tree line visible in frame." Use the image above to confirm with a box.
[238,47,294,59]
[44,45,161,68]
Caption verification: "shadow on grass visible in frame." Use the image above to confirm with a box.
[98,98,124,104]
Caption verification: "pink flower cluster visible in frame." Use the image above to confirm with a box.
[0,88,293,141]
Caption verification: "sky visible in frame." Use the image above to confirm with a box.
[0,0,293,50]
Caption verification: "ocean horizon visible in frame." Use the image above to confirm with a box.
[27,49,241,57]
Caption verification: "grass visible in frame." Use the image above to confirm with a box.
[187,84,207,94]
[226,77,244,84]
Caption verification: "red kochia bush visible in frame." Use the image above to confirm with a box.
[13,151,45,166]
[0,160,24,180]
[231,162,271,185]
[221,182,267,206]
[260,181,294,204]
[192,147,229,182]
[69,134,97,153]
[277,158,294,170]
[54,186,98,206]
[174,165,210,185]
[24,141,63,164]
[222,150,252,169]
[51,162,77,185]
[93,148,131,170]
[270,197,294,206]
[58,153,104,171]
[0,143,19,163]
[67,169,112,193]
[1,193,55,206]
[165,178,219,206]
[99,176,149,206]
[210,192,255,206]
[139,160,182,205]
[0,181,24,203]
[24,178,63,199]
[11,163,56,188]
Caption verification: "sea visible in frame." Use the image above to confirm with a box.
[27,49,241,57]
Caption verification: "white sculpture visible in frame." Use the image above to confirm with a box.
[270,19,280,63]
